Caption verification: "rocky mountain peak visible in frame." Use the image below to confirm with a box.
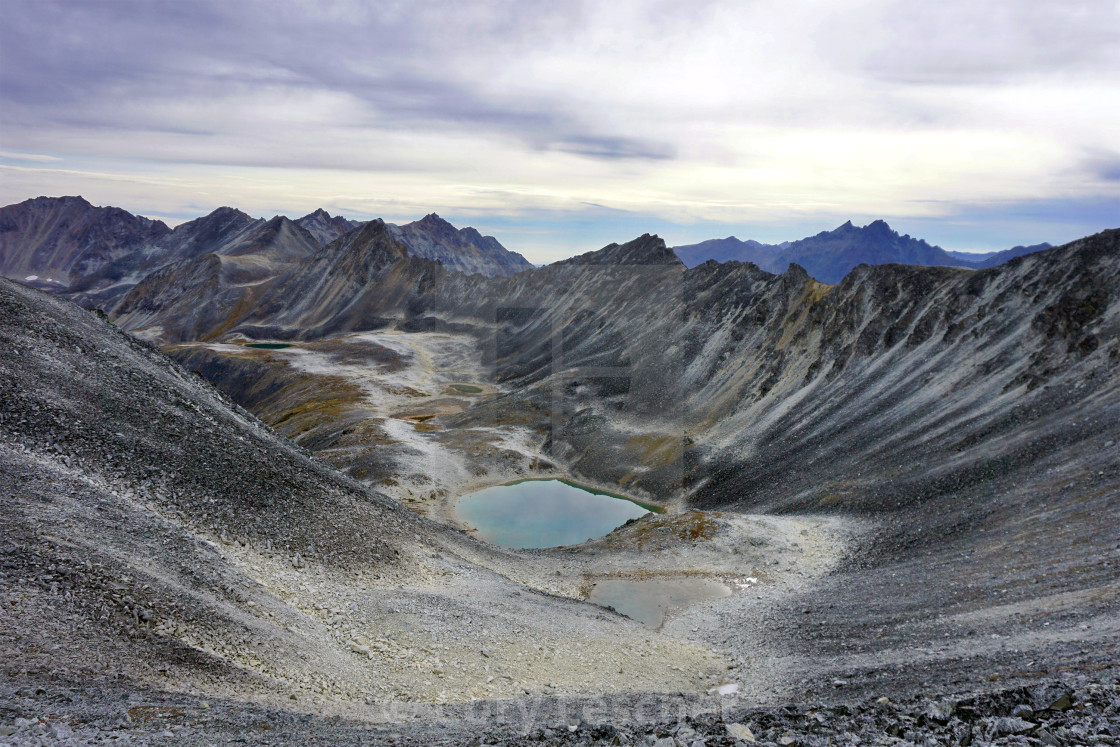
[343,216,408,259]
[558,233,684,267]
[386,214,532,276]
[417,213,451,229]
[294,208,362,248]
[866,218,893,235]
[410,213,459,239]
[35,194,92,208]
[0,196,172,287]
[784,262,811,282]
[205,206,252,221]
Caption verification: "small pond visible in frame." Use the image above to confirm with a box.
[586,577,732,629]
[456,479,656,549]
[450,384,482,394]
[245,342,293,349]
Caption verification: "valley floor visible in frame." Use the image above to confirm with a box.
[162,331,1120,716]
[3,285,1119,744]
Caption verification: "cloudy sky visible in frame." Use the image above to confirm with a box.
[1,0,1118,262]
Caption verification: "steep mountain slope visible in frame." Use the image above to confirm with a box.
[0,275,422,710]
[394,231,1119,508]
[295,208,362,247]
[672,220,1054,282]
[109,215,322,341]
[233,219,448,340]
[62,205,267,310]
[4,220,1117,740]
[163,226,1120,716]
[387,213,533,276]
[0,195,170,287]
[423,229,1119,696]
[0,276,738,735]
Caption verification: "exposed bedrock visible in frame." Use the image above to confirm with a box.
[0,222,1118,740]
[149,229,1119,699]
[0,277,741,719]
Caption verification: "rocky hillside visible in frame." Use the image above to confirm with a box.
[1,275,743,731]
[407,231,1120,513]
[109,215,323,341]
[1,219,1117,741]
[156,222,1117,524]
[294,208,362,247]
[0,198,533,319]
[234,219,448,340]
[0,195,170,288]
[673,219,1054,282]
[387,212,533,276]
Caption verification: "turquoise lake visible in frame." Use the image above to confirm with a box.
[456,479,654,549]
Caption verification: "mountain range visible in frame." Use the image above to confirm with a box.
[1,199,1061,310]
[0,196,533,308]
[672,219,1052,283]
[0,194,1117,740]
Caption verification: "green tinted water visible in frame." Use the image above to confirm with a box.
[456,479,654,549]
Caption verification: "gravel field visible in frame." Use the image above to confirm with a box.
[2,230,1119,745]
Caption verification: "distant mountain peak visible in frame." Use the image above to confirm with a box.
[201,206,253,223]
[558,233,683,267]
[387,213,532,276]
[294,208,362,248]
[672,219,1055,283]
[46,195,92,206]
[0,196,173,288]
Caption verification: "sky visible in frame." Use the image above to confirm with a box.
[1,0,1118,263]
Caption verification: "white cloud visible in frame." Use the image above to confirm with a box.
[0,151,63,163]
[1,0,1117,259]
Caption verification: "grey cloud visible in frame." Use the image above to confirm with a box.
[0,0,665,165]
[543,135,676,161]
[1090,154,1120,183]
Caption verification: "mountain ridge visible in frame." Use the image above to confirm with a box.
[1,203,1117,740]
[0,197,533,307]
[0,195,171,288]
[672,219,1055,282]
[385,212,533,276]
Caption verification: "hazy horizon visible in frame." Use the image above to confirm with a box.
[2,1,1118,263]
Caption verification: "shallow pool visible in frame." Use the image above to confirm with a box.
[456,479,654,549]
[586,577,732,629]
